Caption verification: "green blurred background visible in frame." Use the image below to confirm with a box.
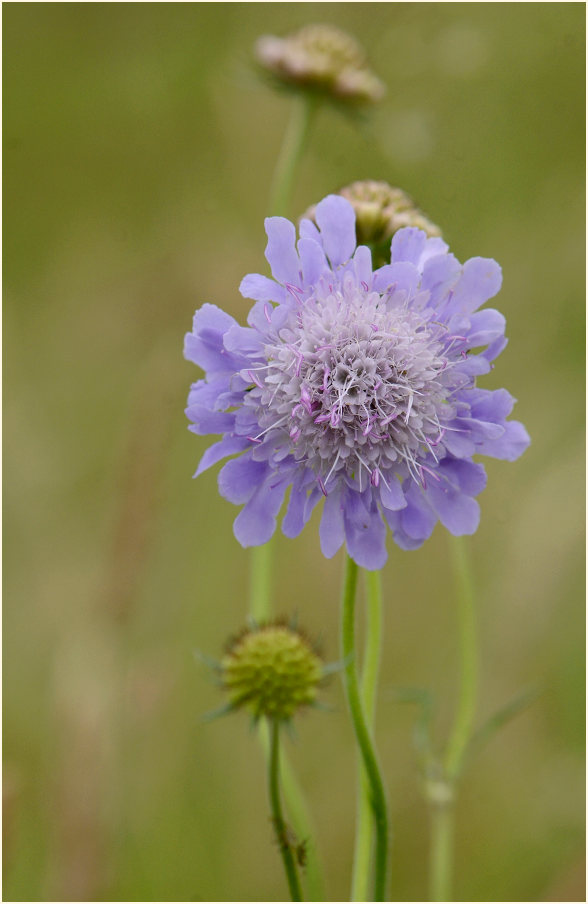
[3,3,585,902]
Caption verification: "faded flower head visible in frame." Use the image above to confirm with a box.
[255,24,385,105]
[184,195,530,570]
[303,181,442,250]
[221,622,323,722]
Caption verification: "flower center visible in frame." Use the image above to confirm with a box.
[253,281,456,488]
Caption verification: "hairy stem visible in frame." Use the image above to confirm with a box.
[259,719,325,901]
[268,719,304,902]
[341,556,389,901]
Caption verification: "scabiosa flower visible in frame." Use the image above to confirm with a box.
[184,195,530,570]
[255,24,385,105]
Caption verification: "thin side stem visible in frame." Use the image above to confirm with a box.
[444,535,477,782]
[268,719,304,902]
[429,798,453,902]
[259,720,325,902]
[428,536,478,902]
[351,570,384,902]
[269,95,316,217]
[249,542,273,623]
[341,556,388,902]
[280,756,325,902]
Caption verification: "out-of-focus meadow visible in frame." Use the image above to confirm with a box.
[3,4,585,902]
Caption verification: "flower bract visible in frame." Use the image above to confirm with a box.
[184,195,530,570]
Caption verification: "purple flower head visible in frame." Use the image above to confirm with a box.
[184,195,530,570]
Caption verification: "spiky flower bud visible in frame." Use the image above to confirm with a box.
[221,622,323,722]
[303,180,442,249]
[255,25,385,105]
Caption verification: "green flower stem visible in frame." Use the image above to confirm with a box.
[249,542,273,623]
[341,556,389,902]
[428,795,453,903]
[428,535,478,902]
[445,536,478,781]
[269,95,317,217]
[280,755,325,902]
[259,719,325,902]
[351,570,384,902]
[268,719,304,902]
[248,85,325,903]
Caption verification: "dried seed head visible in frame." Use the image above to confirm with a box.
[255,25,385,105]
[221,622,323,722]
[303,181,442,250]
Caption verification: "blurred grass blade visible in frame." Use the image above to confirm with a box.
[390,686,435,765]
[321,654,353,677]
[464,687,540,770]
[193,649,223,672]
[200,703,237,724]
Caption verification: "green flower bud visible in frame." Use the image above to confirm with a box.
[221,622,323,722]
[255,25,385,105]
